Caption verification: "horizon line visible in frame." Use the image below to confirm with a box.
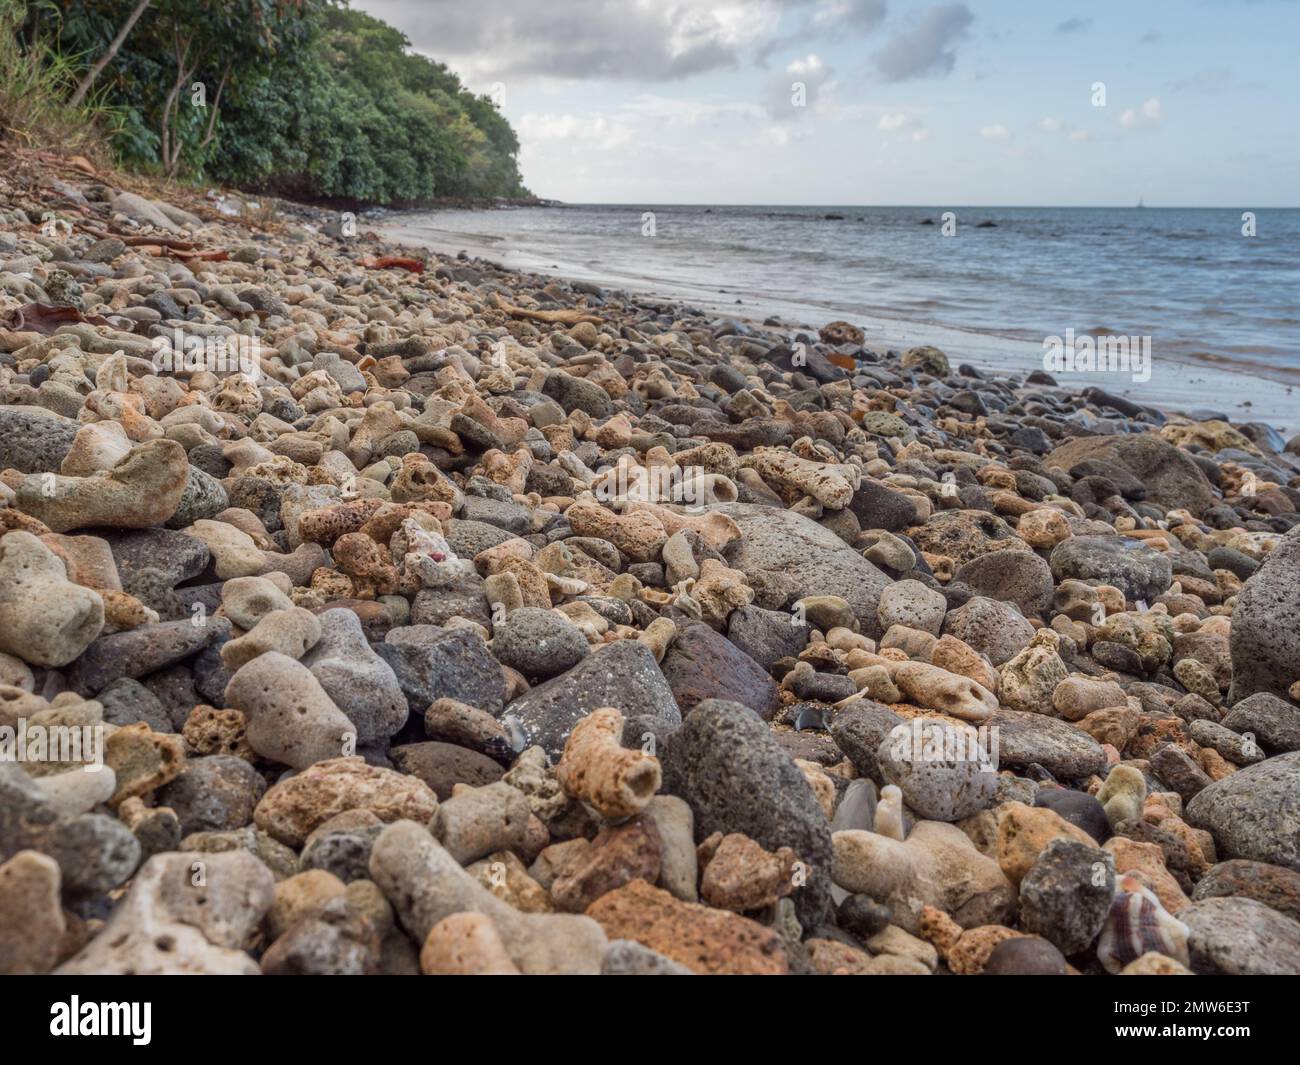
[523,201,1298,211]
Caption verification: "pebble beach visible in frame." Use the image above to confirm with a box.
[2,162,1300,978]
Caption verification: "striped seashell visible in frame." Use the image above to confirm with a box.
[1097,874,1190,974]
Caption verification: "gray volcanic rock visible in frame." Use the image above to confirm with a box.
[713,502,893,637]
[490,607,590,679]
[1186,752,1300,872]
[0,406,80,473]
[661,698,833,926]
[67,617,231,694]
[988,708,1109,780]
[1049,535,1173,603]
[725,604,811,670]
[659,619,780,719]
[830,700,904,780]
[1181,896,1300,975]
[1047,432,1217,516]
[1220,693,1300,754]
[0,762,141,896]
[953,550,1055,619]
[1227,525,1300,703]
[378,625,505,717]
[504,639,681,760]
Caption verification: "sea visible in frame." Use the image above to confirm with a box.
[381,204,1300,435]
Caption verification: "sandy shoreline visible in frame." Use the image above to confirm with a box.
[379,215,1300,437]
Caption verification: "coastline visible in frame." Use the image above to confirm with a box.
[378,213,1300,437]
[3,166,1299,979]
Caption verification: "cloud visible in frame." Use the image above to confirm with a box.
[757,0,888,61]
[1056,16,1093,33]
[1139,31,1162,44]
[764,53,834,119]
[1069,129,1090,142]
[1119,97,1162,129]
[1040,117,1064,132]
[516,112,634,150]
[878,111,928,141]
[980,123,1011,140]
[352,0,777,82]
[872,3,974,82]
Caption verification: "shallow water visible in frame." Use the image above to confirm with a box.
[382,203,1300,435]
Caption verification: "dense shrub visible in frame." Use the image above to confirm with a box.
[18,0,527,203]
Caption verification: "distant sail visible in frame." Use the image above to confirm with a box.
[1137,195,1145,208]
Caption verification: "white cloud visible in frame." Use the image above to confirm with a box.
[1119,97,1162,129]
[517,112,633,150]
[980,123,1011,140]
[878,111,928,142]
[1069,129,1090,142]
[765,53,834,119]
[354,0,778,83]
[1040,117,1064,132]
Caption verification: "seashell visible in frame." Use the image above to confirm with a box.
[794,704,830,732]
[830,778,878,833]
[1097,874,1190,974]
[544,572,587,596]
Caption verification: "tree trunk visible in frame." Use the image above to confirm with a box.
[70,0,153,108]
[160,31,193,178]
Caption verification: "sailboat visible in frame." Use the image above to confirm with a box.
[1136,195,1145,209]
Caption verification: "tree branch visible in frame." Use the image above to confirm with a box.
[70,0,153,108]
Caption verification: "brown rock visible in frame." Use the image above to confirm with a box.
[254,757,439,847]
[996,801,1096,886]
[698,832,797,912]
[586,879,790,975]
[389,741,503,801]
[552,815,662,912]
[1105,837,1190,913]
[182,704,255,760]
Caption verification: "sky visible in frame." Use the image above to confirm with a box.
[353,0,1300,206]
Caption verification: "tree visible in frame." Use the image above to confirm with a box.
[69,0,151,106]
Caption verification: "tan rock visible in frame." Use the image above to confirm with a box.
[995,801,1096,886]
[420,913,521,975]
[0,851,66,974]
[555,707,661,818]
[255,757,439,847]
[104,722,186,802]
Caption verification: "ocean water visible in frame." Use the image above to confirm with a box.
[383,203,1300,432]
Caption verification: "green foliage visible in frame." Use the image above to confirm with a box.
[17,0,527,202]
[0,0,116,154]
